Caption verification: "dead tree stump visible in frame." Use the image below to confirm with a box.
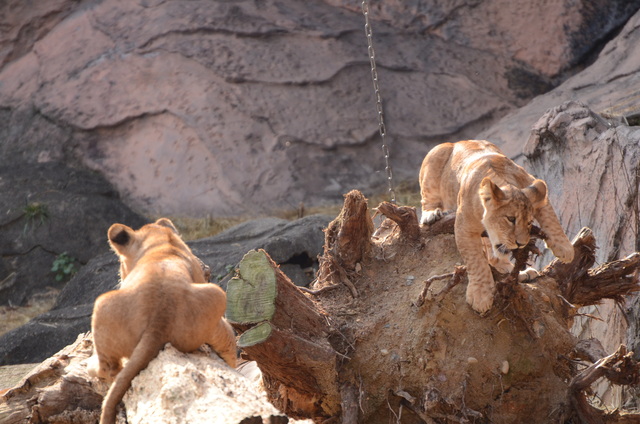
[243,189,639,423]
[226,249,341,420]
[314,190,373,297]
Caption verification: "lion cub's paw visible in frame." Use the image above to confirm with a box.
[518,267,539,283]
[465,283,494,315]
[86,354,104,380]
[420,208,443,226]
[549,241,575,263]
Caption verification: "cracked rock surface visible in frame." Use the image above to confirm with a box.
[1,0,638,217]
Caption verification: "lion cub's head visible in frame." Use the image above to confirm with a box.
[478,177,547,259]
[107,218,209,284]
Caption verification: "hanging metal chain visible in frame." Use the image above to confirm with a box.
[362,0,396,204]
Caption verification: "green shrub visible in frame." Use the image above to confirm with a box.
[51,252,78,283]
[23,202,49,233]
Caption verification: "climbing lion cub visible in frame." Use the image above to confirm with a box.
[88,218,237,424]
[419,140,574,314]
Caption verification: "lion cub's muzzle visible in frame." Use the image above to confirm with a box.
[495,244,511,255]
[496,238,531,256]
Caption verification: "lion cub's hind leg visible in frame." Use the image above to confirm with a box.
[87,349,122,383]
[419,142,455,226]
[192,283,238,368]
[419,175,446,226]
[208,319,238,368]
[419,174,445,226]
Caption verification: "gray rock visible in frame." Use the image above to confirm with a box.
[0,214,331,365]
[192,214,331,289]
[0,162,146,306]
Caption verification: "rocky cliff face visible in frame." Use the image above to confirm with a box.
[516,101,640,407]
[1,0,638,217]
[480,8,640,157]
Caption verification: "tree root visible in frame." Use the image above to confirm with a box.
[543,227,640,306]
[413,267,467,307]
[376,202,421,242]
[570,344,640,424]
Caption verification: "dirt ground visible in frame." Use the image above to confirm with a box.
[0,287,59,337]
[315,223,576,423]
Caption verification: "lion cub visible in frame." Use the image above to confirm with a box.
[419,140,574,313]
[88,218,237,424]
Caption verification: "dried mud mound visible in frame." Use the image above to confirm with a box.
[318,225,575,423]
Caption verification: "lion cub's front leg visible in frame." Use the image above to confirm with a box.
[456,223,495,314]
[419,185,445,226]
[420,208,444,226]
[535,204,574,263]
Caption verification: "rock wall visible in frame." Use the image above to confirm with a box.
[1,0,638,217]
[523,101,640,406]
[480,8,640,157]
[0,163,145,306]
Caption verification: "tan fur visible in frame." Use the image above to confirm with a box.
[88,218,237,424]
[419,140,574,313]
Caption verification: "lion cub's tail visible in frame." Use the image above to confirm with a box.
[100,331,165,424]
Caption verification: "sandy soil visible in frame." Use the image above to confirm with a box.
[315,222,575,423]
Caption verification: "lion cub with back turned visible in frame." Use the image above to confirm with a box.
[419,140,574,314]
[88,218,237,424]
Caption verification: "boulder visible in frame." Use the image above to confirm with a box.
[0,214,331,365]
[0,162,146,306]
[0,333,307,423]
[480,8,640,158]
[328,0,639,80]
[123,345,295,424]
[1,0,637,217]
[191,215,331,289]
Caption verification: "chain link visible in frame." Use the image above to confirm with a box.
[362,0,396,204]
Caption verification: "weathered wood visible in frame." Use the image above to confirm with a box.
[543,228,640,306]
[425,212,456,236]
[238,322,273,348]
[413,267,467,307]
[0,364,38,393]
[543,227,596,297]
[0,333,101,424]
[227,250,277,324]
[376,202,420,241]
[570,252,640,306]
[316,190,373,296]
[227,249,341,419]
[570,345,640,424]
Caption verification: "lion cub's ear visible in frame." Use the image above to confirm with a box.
[108,223,135,254]
[522,179,547,207]
[479,177,505,203]
[155,218,179,235]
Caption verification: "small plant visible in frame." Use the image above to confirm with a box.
[51,252,78,283]
[23,202,49,233]
[216,263,237,282]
